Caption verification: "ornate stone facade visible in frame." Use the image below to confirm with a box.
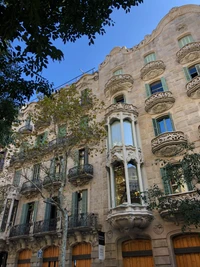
[140,60,166,81]
[186,75,200,98]
[176,42,200,64]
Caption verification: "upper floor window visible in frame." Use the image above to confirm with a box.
[183,64,200,81]
[152,114,174,136]
[20,201,38,225]
[25,117,31,127]
[178,34,194,48]
[113,69,123,76]
[71,190,88,226]
[58,125,66,138]
[111,120,122,147]
[36,131,48,146]
[144,52,156,64]
[114,94,125,103]
[32,164,40,180]
[145,77,168,97]
[13,169,21,186]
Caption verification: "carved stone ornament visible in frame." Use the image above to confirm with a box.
[151,131,187,157]
[140,60,166,81]
[108,146,123,165]
[106,204,153,232]
[145,91,175,114]
[153,222,164,235]
[176,42,200,64]
[105,103,138,118]
[104,74,134,98]
[186,75,200,98]
[126,146,143,164]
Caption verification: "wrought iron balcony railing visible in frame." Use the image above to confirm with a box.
[10,223,31,237]
[68,164,93,186]
[33,218,57,234]
[68,213,98,229]
[20,179,42,196]
[43,174,63,188]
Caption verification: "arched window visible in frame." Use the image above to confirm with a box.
[114,162,126,206]
[113,68,123,76]
[123,120,134,146]
[144,52,156,64]
[114,94,125,103]
[178,34,194,48]
[111,120,122,147]
[128,162,140,204]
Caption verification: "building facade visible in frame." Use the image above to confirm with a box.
[0,4,200,267]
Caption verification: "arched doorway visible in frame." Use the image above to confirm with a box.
[122,239,154,267]
[173,234,200,267]
[42,246,59,267]
[0,251,8,267]
[17,249,32,267]
[72,243,91,267]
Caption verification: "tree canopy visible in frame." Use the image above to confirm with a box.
[0,0,143,146]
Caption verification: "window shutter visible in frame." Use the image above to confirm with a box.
[145,84,151,97]
[73,150,79,167]
[50,158,55,177]
[71,192,78,216]
[160,168,171,195]
[168,113,175,131]
[33,201,39,222]
[44,199,51,220]
[20,204,29,224]
[161,77,168,91]
[187,181,193,191]
[82,190,88,214]
[183,67,191,82]
[144,53,156,64]
[33,164,40,180]
[42,131,48,145]
[195,64,200,76]
[60,157,65,180]
[84,148,88,165]
[13,170,21,186]
[152,119,159,136]
[58,126,66,138]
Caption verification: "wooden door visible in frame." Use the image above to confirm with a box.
[173,234,200,267]
[42,246,59,267]
[122,239,154,267]
[72,243,91,267]
[17,249,32,267]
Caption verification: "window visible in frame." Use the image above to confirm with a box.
[114,94,125,103]
[1,199,11,231]
[32,164,40,180]
[49,157,64,178]
[81,88,91,106]
[144,52,156,64]
[0,151,6,172]
[71,190,88,227]
[73,148,88,167]
[113,69,123,76]
[178,34,194,48]
[161,165,193,195]
[152,114,174,136]
[145,77,168,97]
[111,121,122,147]
[13,169,21,186]
[20,202,38,229]
[123,120,134,146]
[183,64,200,81]
[58,125,66,138]
[25,117,31,127]
[36,131,48,146]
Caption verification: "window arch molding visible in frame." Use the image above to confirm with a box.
[177,32,193,42]
[112,66,123,76]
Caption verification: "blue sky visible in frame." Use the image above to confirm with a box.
[41,0,200,89]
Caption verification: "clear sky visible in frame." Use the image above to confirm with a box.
[41,0,200,89]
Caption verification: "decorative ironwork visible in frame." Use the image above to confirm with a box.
[186,75,200,98]
[20,179,42,196]
[18,125,33,134]
[105,103,138,117]
[33,218,57,234]
[176,42,200,64]
[140,60,166,81]
[34,120,51,131]
[68,164,93,186]
[43,174,62,189]
[68,213,98,229]
[151,131,187,157]
[104,74,133,97]
[10,223,31,237]
[145,91,175,114]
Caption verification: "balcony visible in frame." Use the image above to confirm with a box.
[105,103,138,118]
[140,60,166,81]
[68,213,98,233]
[20,180,42,198]
[107,204,153,232]
[159,191,196,221]
[104,74,134,97]
[33,219,57,234]
[43,174,62,189]
[151,131,187,157]
[186,75,200,98]
[145,91,175,114]
[9,223,31,238]
[68,164,93,186]
[34,120,50,131]
[176,42,200,64]
[18,125,33,134]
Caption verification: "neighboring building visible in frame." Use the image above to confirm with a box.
[0,4,200,267]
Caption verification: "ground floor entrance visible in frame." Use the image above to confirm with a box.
[72,243,91,267]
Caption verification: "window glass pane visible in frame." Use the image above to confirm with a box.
[113,69,123,75]
[128,163,140,204]
[157,116,173,133]
[114,95,125,103]
[111,121,122,147]
[189,65,198,79]
[178,35,193,48]
[123,120,134,146]
[114,163,126,206]
[150,81,163,94]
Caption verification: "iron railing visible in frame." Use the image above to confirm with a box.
[33,218,57,234]
[68,213,98,229]
[18,125,33,133]
[43,174,62,186]
[10,223,31,237]
[20,179,42,194]
[68,164,93,179]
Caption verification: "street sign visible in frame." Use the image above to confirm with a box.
[98,231,105,260]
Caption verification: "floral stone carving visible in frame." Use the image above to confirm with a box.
[176,42,200,64]
[186,76,200,98]
[105,103,138,118]
[151,131,187,157]
[145,91,175,114]
[140,60,166,81]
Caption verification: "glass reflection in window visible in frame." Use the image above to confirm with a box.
[123,120,134,146]
[114,162,127,206]
[111,121,122,147]
[128,162,140,204]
